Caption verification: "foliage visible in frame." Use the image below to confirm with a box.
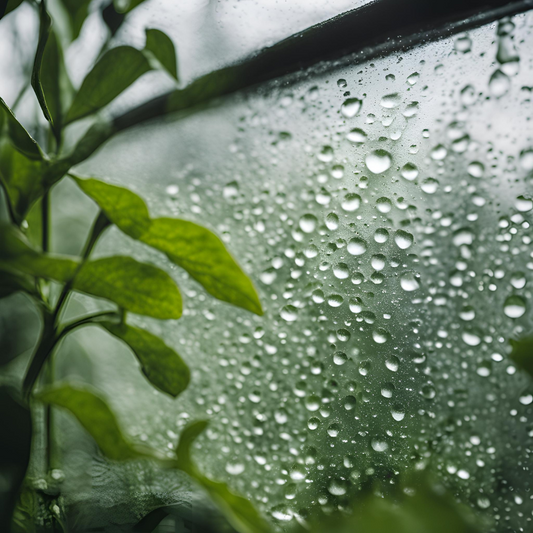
[0,1,263,531]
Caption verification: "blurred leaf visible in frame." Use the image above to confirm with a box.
[73,256,182,319]
[72,177,263,315]
[510,335,533,378]
[176,421,270,533]
[36,384,153,461]
[66,46,152,124]
[307,481,481,533]
[41,28,74,134]
[11,485,37,533]
[101,321,190,397]
[57,0,92,41]
[101,1,125,36]
[0,270,35,299]
[0,99,44,160]
[145,28,178,80]
[0,144,44,222]
[0,385,32,532]
[0,224,78,281]
[0,0,24,20]
[31,0,53,127]
[112,0,147,14]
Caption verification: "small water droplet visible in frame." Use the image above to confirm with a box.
[280,305,298,322]
[489,69,510,97]
[341,98,362,118]
[401,163,419,181]
[380,93,400,108]
[400,271,420,291]
[346,128,367,143]
[394,230,414,250]
[299,214,317,233]
[341,193,361,212]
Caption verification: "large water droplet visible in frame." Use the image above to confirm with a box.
[347,238,367,255]
[394,230,414,250]
[489,69,510,97]
[503,295,526,318]
[346,128,367,143]
[365,149,392,174]
[341,98,362,118]
[380,93,400,108]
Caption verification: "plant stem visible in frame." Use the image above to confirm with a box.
[42,190,50,253]
[22,211,111,399]
[52,210,111,328]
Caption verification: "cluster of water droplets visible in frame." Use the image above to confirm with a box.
[105,13,533,532]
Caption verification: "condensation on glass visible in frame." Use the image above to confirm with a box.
[5,5,533,532]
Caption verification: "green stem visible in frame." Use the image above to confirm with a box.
[42,190,50,253]
[22,211,111,399]
[52,210,111,328]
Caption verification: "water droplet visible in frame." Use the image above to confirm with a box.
[467,161,484,178]
[327,423,340,437]
[391,405,405,421]
[347,238,367,255]
[421,177,439,194]
[519,149,533,171]
[305,395,321,412]
[371,439,389,452]
[371,254,386,271]
[308,417,320,430]
[376,197,392,213]
[280,305,298,322]
[333,351,348,365]
[374,228,389,243]
[333,263,349,279]
[430,144,448,160]
[341,98,362,118]
[289,465,306,481]
[326,213,339,230]
[454,34,472,53]
[271,505,293,521]
[461,85,476,106]
[394,230,414,250]
[225,462,245,475]
[365,149,392,174]
[318,145,334,162]
[462,331,481,346]
[223,181,239,199]
[328,478,348,496]
[489,69,510,97]
[407,72,419,85]
[380,93,400,108]
[346,128,367,143]
[503,295,526,318]
[400,271,420,291]
[337,78,347,88]
[510,272,526,289]
[385,355,400,372]
[260,268,277,285]
[401,163,419,181]
[372,328,390,344]
[341,193,361,212]
[299,214,317,233]
[328,294,344,307]
[166,184,179,196]
[515,195,533,212]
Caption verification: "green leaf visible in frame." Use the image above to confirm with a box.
[0,144,45,222]
[0,224,78,281]
[40,28,74,134]
[101,321,190,397]
[36,384,152,461]
[57,0,92,41]
[510,335,533,378]
[143,219,263,316]
[175,421,270,533]
[72,176,263,315]
[0,271,35,299]
[31,0,53,127]
[145,29,178,80]
[0,99,44,160]
[66,46,152,124]
[73,256,182,319]
[0,0,24,20]
[0,385,32,532]
[308,479,481,533]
